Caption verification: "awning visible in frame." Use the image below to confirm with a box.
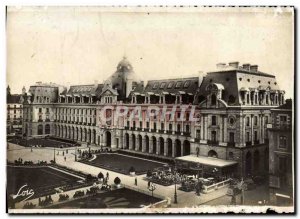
[176,155,238,168]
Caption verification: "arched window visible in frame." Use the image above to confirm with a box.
[228,152,234,160]
[228,95,236,105]
[45,124,50,134]
[37,125,43,135]
[211,94,217,105]
[198,95,206,104]
[208,150,218,158]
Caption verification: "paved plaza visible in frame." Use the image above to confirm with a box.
[81,153,166,175]
[7,143,234,208]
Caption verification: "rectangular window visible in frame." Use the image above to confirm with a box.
[212,116,217,126]
[140,121,143,128]
[161,123,164,130]
[146,122,149,128]
[229,132,235,143]
[246,117,250,126]
[279,136,287,149]
[278,156,287,172]
[39,108,42,113]
[196,129,200,139]
[254,131,258,141]
[169,124,172,131]
[46,108,49,113]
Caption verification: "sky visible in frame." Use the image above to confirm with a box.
[6,6,294,98]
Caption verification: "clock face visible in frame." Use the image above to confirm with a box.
[228,116,236,126]
[195,113,201,125]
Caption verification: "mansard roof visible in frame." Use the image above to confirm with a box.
[7,94,22,104]
[195,67,281,106]
[132,77,199,96]
[64,84,104,96]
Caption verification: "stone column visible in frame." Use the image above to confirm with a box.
[172,141,176,157]
[201,115,205,140]
[135,137,139,151]
[223,116,227,142]
[149,138,153,153]
[156,142,160,155]
[163,141,167,156]
[204,115,208,140]
[181,143,184,156]
[91,130,94,144]
[74,128,77,140]
[261,115,265,144]
[220,115,224,142]
[142,137,146,152]
[251,115,254,144]
[129,136,133,150]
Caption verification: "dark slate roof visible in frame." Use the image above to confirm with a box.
[210,67,275,78]
[64,84,104,96]
[133,77,199,95]
[277,99,292,110]
[7,94,21,104]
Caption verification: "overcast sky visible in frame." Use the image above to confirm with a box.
[7,6,294,98]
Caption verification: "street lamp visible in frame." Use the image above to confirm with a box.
[173,160,178,204]
[53,148,56,163]
[148,182,157,202]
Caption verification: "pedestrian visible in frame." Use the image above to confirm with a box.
[148,181,151,188]
[135,177,138,186]
[64,156,66,162]
[63,151,65,156]
[106,172,109,180]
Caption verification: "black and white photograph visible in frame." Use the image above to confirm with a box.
[5,6,294,214]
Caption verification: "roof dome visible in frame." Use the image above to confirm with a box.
[117,56,133,71]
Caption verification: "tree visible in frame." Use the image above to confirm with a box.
[129,166,135,173]
[114,177,121,185]
[146,170,152,177]
[86,174,93,182]
[98,172,104,179]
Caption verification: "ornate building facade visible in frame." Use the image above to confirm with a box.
[268,99,293,206]
[22,58,285,177]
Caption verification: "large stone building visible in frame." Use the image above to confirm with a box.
[22,58,286,177]
[7,86,24,135]
[268,99,293,206]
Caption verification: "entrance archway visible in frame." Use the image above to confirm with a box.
[208,150,218,158]
[138,135,142,151]
[106,131,111,147]
[124,133,129,149]
[132,134,136,150]
[159,137,164,155]
[254,150,260,173]
[245,151,252,175]
[167,138,172,157]
[183,140,190,156]
[152,136,157,154]
[145,135,150,152]
[175,139,181,157]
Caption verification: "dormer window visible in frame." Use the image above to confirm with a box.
[153,83,159,89]
[183,81,190,88]
[167,82,174,89]
[211,94,217,105]
[160,82,166,89]
[175,81,182,88]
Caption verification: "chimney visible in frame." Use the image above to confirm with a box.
[242,63,251,71]
[216,63,226,69]
[250,65,258,72]
[229,62,239,68]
